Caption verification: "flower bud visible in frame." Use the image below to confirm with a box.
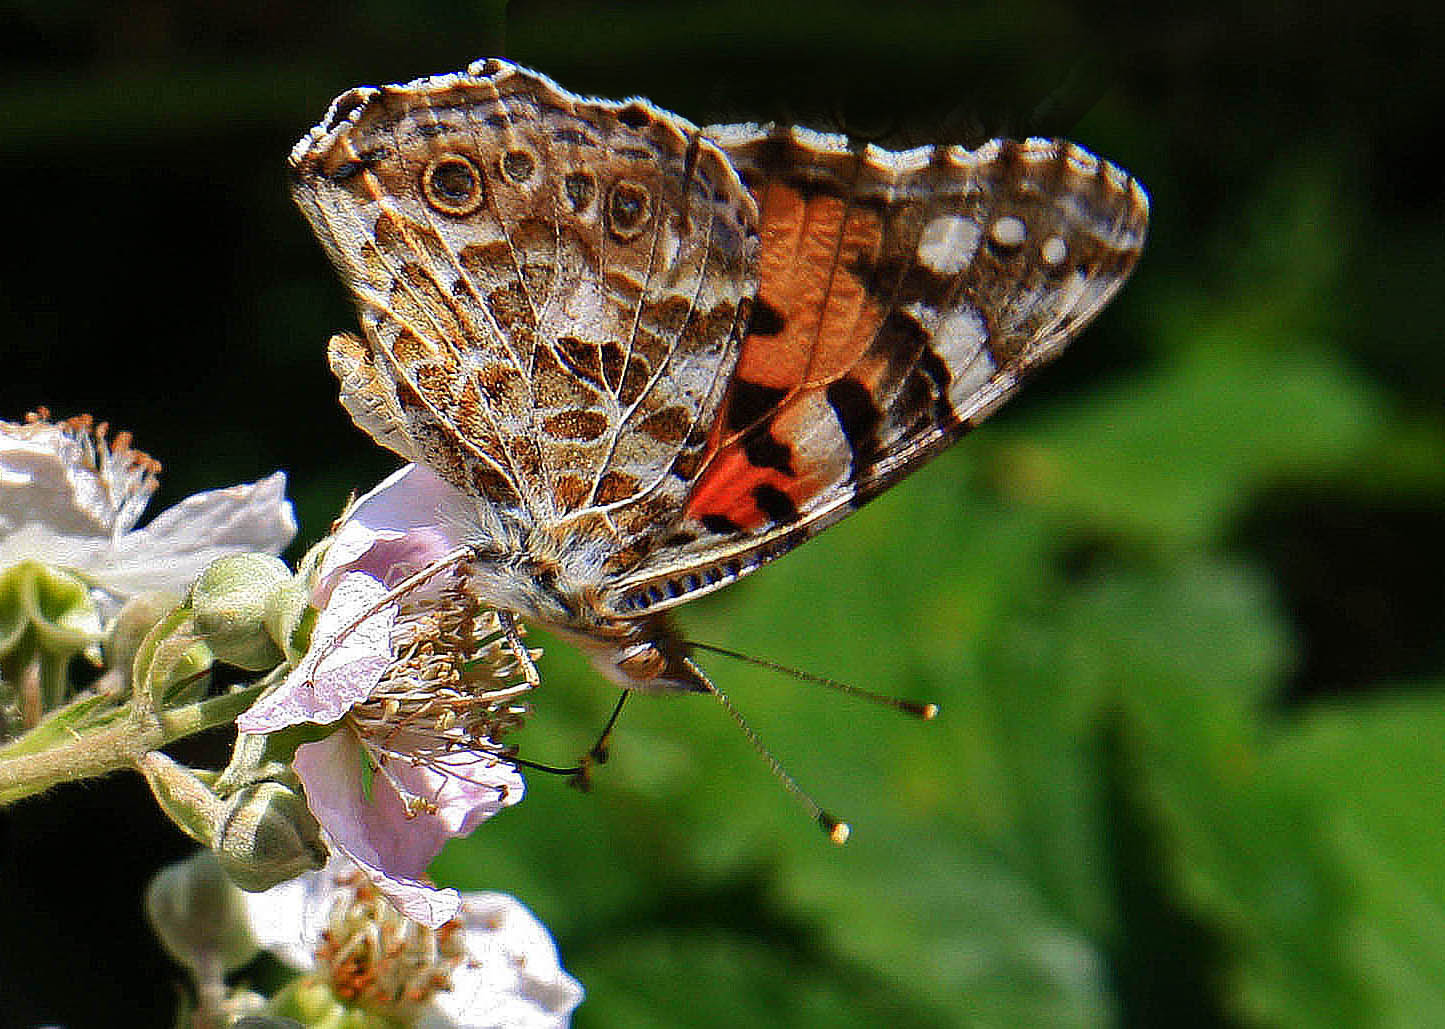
[215,781,328,893]
[105,589,181,682]
[138,750,225,845]
[190,554,293,670]
[145,850,260,978]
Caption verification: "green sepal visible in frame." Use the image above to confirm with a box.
[139,751,225,846]
[132,606,215,712]
[247,719,342,767]
[0,560,102,661]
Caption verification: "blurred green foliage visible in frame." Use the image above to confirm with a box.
[3,1,1444,1025]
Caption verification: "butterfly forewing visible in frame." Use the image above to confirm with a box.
[604,128,1147,617]
[290,61,759,556]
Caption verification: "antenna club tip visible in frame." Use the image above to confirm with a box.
[920,703,940,720]
[821,816,851,845]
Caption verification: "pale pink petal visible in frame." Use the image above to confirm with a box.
[93,472,298,597]
[2,419,294,602]
[236,570,395,732]
[0,524,111,581]
[0,420,130,538]
[385,733,525,839]
[289,731,459,925]
[239,866,332,969]
[315,525,458,607]
[242,859,582,1027]
[289,730,521,928]
[345,850,463,928]
[341,464,473,540]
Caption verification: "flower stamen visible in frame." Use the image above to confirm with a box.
[346,561,536,821]
[311,868,469,1018]
[25,408,162,538]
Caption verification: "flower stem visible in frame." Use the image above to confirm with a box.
[0,679,271,806]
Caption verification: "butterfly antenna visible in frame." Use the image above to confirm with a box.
[686,640,939,720]
[480,690,631,784]
[682,656,851,845]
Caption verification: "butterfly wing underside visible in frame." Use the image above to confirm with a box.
[289,60,760,557]
[605,127,1148,616]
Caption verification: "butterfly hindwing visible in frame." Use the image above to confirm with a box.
[605,128,1148,616]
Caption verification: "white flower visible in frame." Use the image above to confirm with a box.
[0,411,296,611]
[244,859,584,1027]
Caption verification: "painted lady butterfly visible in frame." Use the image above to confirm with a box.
[289,58,1147,756]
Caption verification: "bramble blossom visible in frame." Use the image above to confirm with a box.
[243,857,584,1027]
[0,410,296,612]
[238,464,532,927]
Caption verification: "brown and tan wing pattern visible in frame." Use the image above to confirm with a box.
[289,60,758,551]
[606,127,1148,616]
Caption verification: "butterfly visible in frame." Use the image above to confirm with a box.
[288,58,1147,780]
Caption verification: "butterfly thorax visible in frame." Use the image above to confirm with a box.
[461,529,705,694]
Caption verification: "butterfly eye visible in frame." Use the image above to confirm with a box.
[615,641,667,681]
[421,154,486,216]
[606,180,651,240]
[501,148,536,183]
[563,171,595,213]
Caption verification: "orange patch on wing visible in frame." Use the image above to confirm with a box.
[685,184,887,530]
[684,450,789,531]
[685,397,845,531]
[736,184,888,391]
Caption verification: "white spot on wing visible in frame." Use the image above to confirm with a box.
[948,344,997,402]
[990,215,1027,248]
[904,302,995,399]
[1041,236,1068,266]
[916,215,982,276]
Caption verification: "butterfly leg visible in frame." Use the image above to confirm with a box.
[495,609,542,691]
[568,690,630,791]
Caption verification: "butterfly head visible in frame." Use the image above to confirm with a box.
[555,612,709,695]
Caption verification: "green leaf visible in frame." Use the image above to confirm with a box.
[1063,562,1376,1026]
[984,346,1388,548]
[1272,691,1445,1025]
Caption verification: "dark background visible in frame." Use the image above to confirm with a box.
[3,1,1445,1025]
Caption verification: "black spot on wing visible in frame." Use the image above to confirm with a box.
[724,379,788,434]
[325,147,387,183]
[847,250,956,309]
[746,297,786,336]
[742,422,794,474]
[701,513,742,535]
[618,103,652,128]
[826,377,883,480]
[744,133,795,179]
[752,483,800,525]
